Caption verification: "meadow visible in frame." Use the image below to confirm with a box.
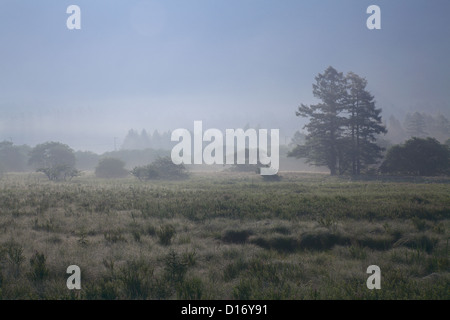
[0,171,448,299]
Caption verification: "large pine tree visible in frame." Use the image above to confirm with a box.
[289,67,387,175]
[289,66,347,175]
[346,72,386,175]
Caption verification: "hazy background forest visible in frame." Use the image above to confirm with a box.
[1,108,449,175]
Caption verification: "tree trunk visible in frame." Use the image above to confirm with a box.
[356,123,361,175]
[351,108,356,175]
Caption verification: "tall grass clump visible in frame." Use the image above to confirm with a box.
[119,259,154,299]
[28,252,49,281]
[157,224,176,246]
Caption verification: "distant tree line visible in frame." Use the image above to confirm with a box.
[75,149,170,171]
[121,129,173,150]
[0,141,31,172]
[386,112,449,144]
[0,139,171,181]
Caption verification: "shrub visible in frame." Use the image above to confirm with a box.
[95,158,128,179]
[268,236,298,253]
[299,231,349,251]
[163,250,188,284]
[403,235,438,254]
[84,277,118,300]
[228,148,266,174]
[29,142,78,181]
[182,249,197,267]
[38,165,80,181]
[251,236,299,253]
[221,229,252,244]
[380,137,450,176]
[131,156,188,181]
[358,235,394,251]
[131,164,158,181]
[4,242,25,276]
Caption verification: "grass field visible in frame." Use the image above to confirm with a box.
[0,171,448,299]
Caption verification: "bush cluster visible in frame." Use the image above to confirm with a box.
[131,157,188,181]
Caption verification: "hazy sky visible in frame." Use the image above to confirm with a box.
[0,0,449,152]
